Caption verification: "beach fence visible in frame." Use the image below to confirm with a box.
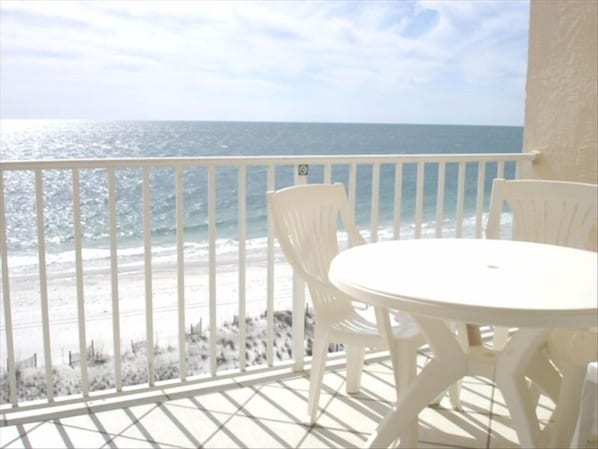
[0,153,538,410]
[68,340,107,367]
[189,318,203,339]
[6,353,37,372]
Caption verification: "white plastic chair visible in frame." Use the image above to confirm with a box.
[485,178,598,349]
[267,183,425,424]
[486,178,597,247]
[483,178,598,446]
[548,329,598,448]
[571,361,598,449]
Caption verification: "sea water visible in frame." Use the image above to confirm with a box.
[0,120,521,369]
[1,120,521,275]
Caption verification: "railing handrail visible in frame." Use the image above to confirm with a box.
[0,152,537,170]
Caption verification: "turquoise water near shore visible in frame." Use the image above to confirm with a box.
[0,120,522,380]
[1,120,522,275]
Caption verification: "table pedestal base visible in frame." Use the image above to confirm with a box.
[370,312,562,449]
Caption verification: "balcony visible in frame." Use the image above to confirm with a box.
[7,152,590,448]
[2,350,577,449]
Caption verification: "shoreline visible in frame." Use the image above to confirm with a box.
[1,215,509,366]
[1,251,296,367]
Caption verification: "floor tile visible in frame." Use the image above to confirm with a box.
[61,403,157,437]
[299,427,367,448]
[491,387,556,421]
[241,384,311,424]
[104,434,182,449]
[419,407,491,449]
[315,395,390,434]
[0,438,28,449]
[8,422,70,449]
[487,414,521,449]
[585,438,598,449]
[1,422,49,449]
[51,421,113,449]
[117,401,225,448]
[0,430,28,449]
[348,366,397,402]
[203,415,309,449]
[169,386,256,415]
[433,382,495,414]
[0,424,31,448]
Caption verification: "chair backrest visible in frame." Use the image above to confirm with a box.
[486,178,598,250]
[267,183,365,315]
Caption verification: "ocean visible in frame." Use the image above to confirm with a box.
[1,120,521,277]
[0,120,523,376]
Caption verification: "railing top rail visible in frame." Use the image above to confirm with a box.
[0,152,537,171]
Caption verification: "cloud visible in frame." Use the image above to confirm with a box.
[0,6,92,30]
[0,0,530,124]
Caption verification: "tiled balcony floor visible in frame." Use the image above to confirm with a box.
[1,354,596,449]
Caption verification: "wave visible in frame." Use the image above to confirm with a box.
[6,212,513,277]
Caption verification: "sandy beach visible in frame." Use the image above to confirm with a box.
[1,248,297,368]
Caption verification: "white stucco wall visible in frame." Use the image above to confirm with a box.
[521,0,597,183]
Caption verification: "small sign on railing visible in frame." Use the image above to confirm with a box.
[297,164,308,176]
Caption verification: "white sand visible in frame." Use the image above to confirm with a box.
[1,251,298,367]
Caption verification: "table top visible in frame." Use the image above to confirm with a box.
[329,238,598,328]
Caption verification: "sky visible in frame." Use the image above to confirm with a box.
[0,1,530,126]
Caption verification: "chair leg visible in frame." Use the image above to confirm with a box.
[346,345,365,394]
[494,328,551,448]
[443,321,468,409]
[394,341,418,402]
[571,363,598,449]
[549,361,589,448]
[308,329,330,424]
[493,326,511,350]
[447,381,463,410]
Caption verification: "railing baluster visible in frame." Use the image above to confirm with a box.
[324,163,332,184]
[107,168,122,391]
[414,163,425,239]
[455,162,466,238]
[208,165,217,376]
[238,165,247,370]
[175,166,186,381]
[0,170,18,405]
[370,163,380,242]
[393,163,403,240]
[35,170,54,402]
[435,162,446,238]
[475,162,486,238]
[292,165,306,372]
[142,167,154,386]
[497,161,505,179]
[267,165,275,366]
[72,169,88,396]
[348,163,357,219]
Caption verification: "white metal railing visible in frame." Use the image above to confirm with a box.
[0,152,537,413]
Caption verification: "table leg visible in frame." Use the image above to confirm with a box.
[494,328,551,448]
[369,312,468,449]
[374,307,418,448]
[526,349,562,404]
[548,361,588,448]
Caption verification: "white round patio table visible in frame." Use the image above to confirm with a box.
[328,238,597,449]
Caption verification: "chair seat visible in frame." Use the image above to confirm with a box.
[329,310,421,346]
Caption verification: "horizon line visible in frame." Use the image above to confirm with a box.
[0,118,524,128]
